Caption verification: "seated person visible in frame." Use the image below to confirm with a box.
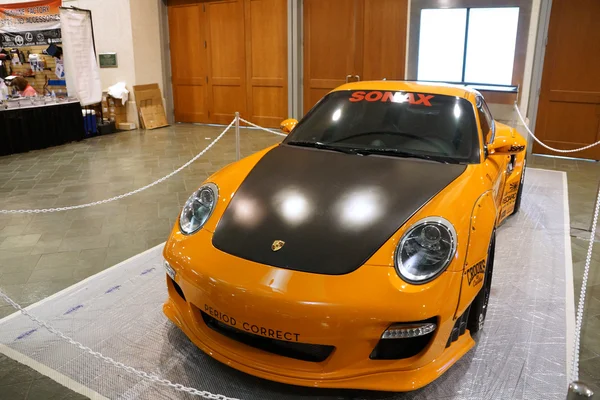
[12,76,37,97]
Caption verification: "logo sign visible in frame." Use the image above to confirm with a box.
[349,91,434,106]
[271,240,285,252]
[0,0,62,47]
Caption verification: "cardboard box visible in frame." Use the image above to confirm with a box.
[132,84,168,130]
[118,122,137,130]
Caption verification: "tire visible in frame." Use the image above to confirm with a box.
[467,231,495,334]
[512,158,526,214]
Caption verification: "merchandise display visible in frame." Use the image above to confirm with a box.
[162,81,528,391]
[0,98,85,156]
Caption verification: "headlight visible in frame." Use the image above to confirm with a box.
[395,217,457,284]
[179,183,218,235]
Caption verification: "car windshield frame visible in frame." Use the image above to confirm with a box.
[284,90,481,164]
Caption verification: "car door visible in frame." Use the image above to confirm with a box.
[478,96,509,219]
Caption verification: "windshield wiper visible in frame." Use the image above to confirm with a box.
[349,148,459,164]
[286,141,361,155]
[286,141,459,163]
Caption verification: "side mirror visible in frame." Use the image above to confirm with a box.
[487,129,526,155]
[280,118,298,134]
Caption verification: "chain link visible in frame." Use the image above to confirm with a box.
[239,118,288,137]
[0,288,241,400]
[0,119,236,215]
[514,103,600,153]
[571,182,600,382]
[0,115,289,397]
[1,111,595,391]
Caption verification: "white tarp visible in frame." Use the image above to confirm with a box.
[59,7,101,106]
[0,169,573,400]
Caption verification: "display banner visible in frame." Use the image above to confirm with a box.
[60,7,101,106]
[0,0,62,48]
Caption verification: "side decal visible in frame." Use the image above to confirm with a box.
[465,259,486,286]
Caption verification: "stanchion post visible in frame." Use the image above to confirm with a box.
[235,112,241,161]
[590,178,600,232]
[567,381,594,399]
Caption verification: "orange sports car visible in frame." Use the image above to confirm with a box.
[162,81,527,392]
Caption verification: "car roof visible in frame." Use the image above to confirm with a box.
[332,80,478,100]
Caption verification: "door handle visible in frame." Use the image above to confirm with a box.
[345,74,352,83]
[354,75,360,81]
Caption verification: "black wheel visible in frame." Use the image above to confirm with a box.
[512,158,526,214]
[467,231,495,334]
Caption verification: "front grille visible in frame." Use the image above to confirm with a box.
[446,306,470,348]
[370,317,437,360]
[201,311,335,362]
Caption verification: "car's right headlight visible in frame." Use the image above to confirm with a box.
[395,216,457,284]
[179,183,218,235]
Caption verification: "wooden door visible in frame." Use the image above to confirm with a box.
[206,0,247,124]
[533,0,600,160]
[359,0,407,81]
[303,0,408,114]
[244,0,288,127]
[168,4,209,123]
[303,0,359,113]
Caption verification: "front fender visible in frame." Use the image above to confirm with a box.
[454,190,497,319]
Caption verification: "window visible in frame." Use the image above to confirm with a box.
[417,7,520,87]
[476,96,495,143]
[285,91,481,164]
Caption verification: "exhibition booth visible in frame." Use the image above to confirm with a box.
[0,0,136,156]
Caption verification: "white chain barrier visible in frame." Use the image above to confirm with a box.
[514,103,600,153]
[0,115,291,399]
[571,180,600,382]
[0,119,237,215]
[0,112,596,396]
[515,103,599,390]
[239,118,288,137]
[0,289,240,400]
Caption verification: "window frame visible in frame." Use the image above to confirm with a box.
[407,0,532,92]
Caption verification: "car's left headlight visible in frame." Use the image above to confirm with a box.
[395,216,457,284]
[179,183,218,235]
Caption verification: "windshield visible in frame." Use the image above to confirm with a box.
[285,90,480,163]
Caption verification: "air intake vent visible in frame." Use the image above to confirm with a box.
[201,311,335,362]
[446,306,470,348]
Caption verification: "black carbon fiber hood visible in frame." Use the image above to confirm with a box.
[212,145,466,275]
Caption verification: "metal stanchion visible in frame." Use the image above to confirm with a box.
[235,111,241,161]
[590,178,600,232]
[567,381,594,399]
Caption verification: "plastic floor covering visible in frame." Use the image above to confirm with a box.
[0,168,573,400]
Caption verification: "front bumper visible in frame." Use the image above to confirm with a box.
[162,229,475,392]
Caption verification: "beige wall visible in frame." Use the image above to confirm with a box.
[130,0,164,95]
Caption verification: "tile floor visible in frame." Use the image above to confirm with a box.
[0,123,598,397]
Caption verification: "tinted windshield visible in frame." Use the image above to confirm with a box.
[285,90,480,163]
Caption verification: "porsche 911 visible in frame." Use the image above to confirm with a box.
[162,81,527,392]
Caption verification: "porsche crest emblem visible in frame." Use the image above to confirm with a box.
[271,240,285,252]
